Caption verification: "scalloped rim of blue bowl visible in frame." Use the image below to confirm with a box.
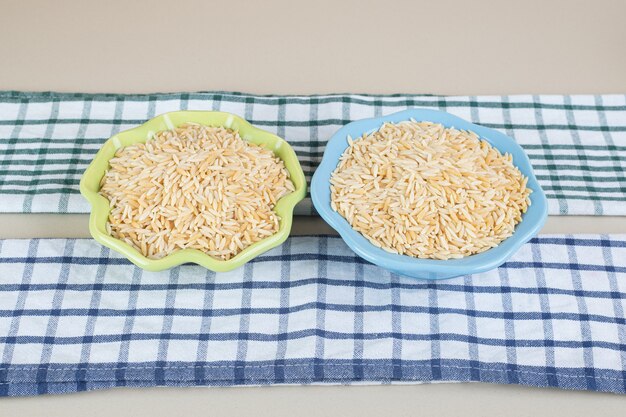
[311,108,548,280]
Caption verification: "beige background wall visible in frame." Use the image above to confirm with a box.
[1,0,626,415]
[1,0,624,95]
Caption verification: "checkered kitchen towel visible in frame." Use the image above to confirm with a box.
[1,235,625,396]
[0,91,625,215]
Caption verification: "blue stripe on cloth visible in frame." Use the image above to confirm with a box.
[0,282,622,301]
[0,332,624,350]
[234,262,254,385]
[497,266,520,384]
[1,257,625,274]
[2,359,625,396]
[154,268,180,388]
[36,239,75,394]
[600,237,626,392]
[194,269,216,384]
[0,235,625,396]
[114,266,144,388]
[463,274,480,381]
[566,243,597,390]
[313,236,327,381]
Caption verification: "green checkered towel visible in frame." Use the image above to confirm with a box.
[0,91,624,215]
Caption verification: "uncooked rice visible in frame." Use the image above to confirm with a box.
[330,121,532,260]
[99,123,295,260]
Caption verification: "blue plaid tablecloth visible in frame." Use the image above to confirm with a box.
[1,235,625,396]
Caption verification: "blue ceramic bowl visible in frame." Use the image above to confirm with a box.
[311,108,548,280]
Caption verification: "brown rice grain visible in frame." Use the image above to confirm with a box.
[99,123,295,260]
[330,121,531,260]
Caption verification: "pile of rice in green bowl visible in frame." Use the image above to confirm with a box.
[99,123,295,260]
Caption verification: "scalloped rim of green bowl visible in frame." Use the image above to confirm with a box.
[79,111,307,272]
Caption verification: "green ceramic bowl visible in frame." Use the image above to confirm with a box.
[80,111,306,272]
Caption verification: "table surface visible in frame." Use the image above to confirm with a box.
[1,0,625,414]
